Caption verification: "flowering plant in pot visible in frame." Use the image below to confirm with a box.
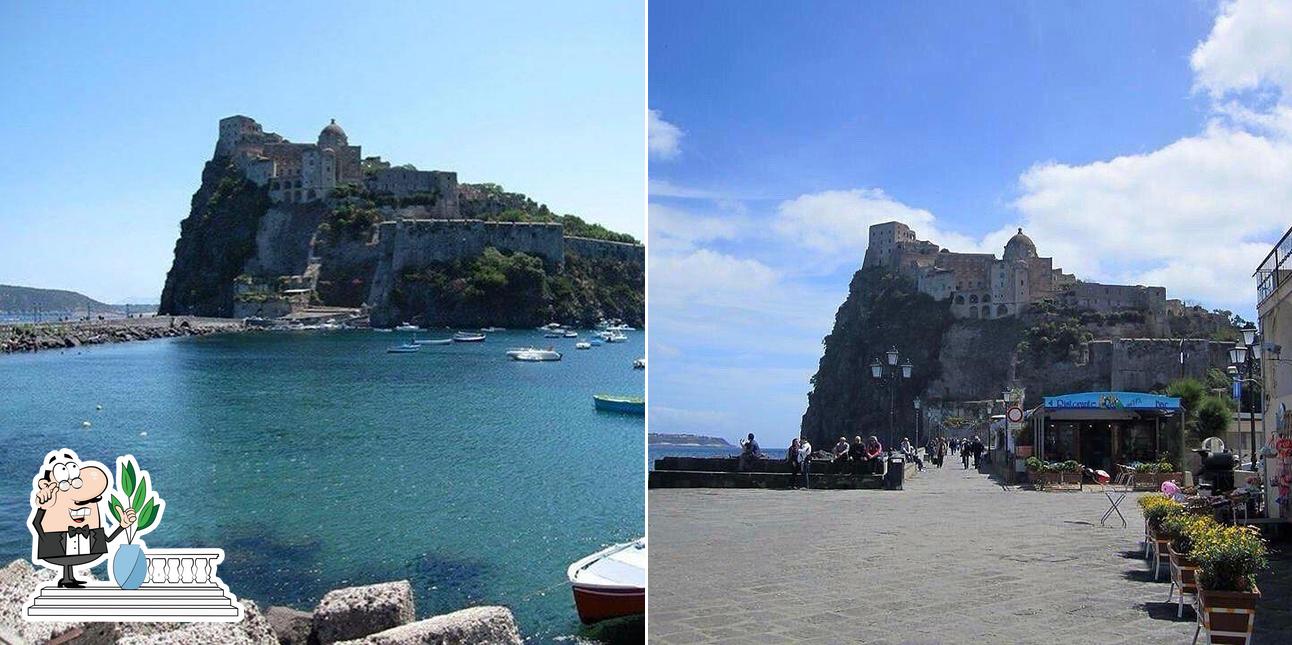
[1192,525,1267,644]
[107,457,163,589]
[1137,494,1180,537]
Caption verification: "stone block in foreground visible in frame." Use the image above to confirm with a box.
[335,606,522,645]
[116,600,276,645]
[0,559,119,645]
[267,605,314,644]
[313,580,415,643]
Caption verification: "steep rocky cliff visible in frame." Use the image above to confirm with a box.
[159,159,272,316]
[800,267,1241,446]
[159,164,641,325]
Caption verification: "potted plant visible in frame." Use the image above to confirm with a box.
[1162,512,1216,617]
[107,456,164,589]
[1192,525,1267,644]
[1137,494,1180,576]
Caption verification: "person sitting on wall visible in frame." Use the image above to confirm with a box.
[901,437,924,472]
[738,433,762,472]
[864,436,885,474]
[833,436,851,462]
[848,435,867,472]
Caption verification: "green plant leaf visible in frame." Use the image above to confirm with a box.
[109,496,123,523]
[131,475,147,513]
[137,498,157,531]
[138,500,160,531]
[122,461,136,497]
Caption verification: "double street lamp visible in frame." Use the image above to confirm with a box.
[1228,325,1261,470]
[870,347,913,452]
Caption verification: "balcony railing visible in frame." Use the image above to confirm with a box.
[1255,225,1292,306]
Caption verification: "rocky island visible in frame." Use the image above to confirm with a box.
[159,116,643,329]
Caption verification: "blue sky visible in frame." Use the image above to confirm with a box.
[649,0,1292,446]
[0,1,644,303]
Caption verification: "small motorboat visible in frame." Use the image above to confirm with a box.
[373,328,394,333]
[394,323,421,332]
[568,538,646,625]
[415,338,453,345]
[387,344,420,354]
[575,342,592,350]
[481,326,505,332]
[544,329,566,338]
[633,358,645,369]
[564,330,579,338]
[606,332,628,343]
[593,394,644,415]
[452,331,487,343]
[607,324,636,332]
[590,338,604,346]
[512,349,562,362]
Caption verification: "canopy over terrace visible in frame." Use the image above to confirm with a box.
[1027,391,1184,472]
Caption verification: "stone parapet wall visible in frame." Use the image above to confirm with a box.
[564,236,645,263]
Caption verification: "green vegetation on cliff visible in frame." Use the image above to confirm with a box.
[159,160,272,316]
[458,183,639,244]
[393,247,643,328]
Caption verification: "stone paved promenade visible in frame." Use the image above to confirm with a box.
[649,461,1291,644]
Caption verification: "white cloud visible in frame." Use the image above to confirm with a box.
[648,109,683,159]
[1011,123,1292,311]
[649,247,779,308]
[648,202,743,254]
[1191,0,1292,100]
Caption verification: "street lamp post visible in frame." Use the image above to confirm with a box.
[870,347,913,453]
[914,397,922,452]
[1229,325,1261,470]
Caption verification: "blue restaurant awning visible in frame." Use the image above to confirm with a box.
[1042,391,1180,412]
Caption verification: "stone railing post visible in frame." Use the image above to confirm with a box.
[142,549,224,586]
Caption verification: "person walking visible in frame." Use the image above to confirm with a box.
[971,435,984,469]
[798,438,813,489]
[961,440,971,469]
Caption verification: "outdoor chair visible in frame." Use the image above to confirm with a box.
[1088,467,1127,528]
[1113,464,1136,492]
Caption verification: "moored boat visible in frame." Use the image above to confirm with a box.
[387,344,420,353]
[568,538,646,624]
[564,330,579,338]
[593,394,644,415]
[512,349,562,362]
[575,341,592,350]
[394,323,421,332]
[606,332,628,343]
[452,331,487,343]
[633,358,645,369]
[414,338,453,345]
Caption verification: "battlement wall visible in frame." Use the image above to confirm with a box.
[564,236,644,263]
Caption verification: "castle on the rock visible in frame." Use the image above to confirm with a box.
[863,221,1168,320]
[216,115,457,213]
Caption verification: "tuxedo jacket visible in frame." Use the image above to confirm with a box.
[31,508,122,560]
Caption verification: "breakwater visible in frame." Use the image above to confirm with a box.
[0,317,244,354]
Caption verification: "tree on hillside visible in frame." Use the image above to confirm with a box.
[1197,394,1236,442]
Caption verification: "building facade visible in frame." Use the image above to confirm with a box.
[863,221,1167,320]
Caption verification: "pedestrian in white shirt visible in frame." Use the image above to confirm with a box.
[798,439,813,489]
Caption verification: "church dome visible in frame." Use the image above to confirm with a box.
[1003,227,1037,261]
[319,119,347,145]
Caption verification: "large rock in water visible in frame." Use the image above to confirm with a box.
[115,600,276,645]
[334,607,522,645]
[266,605,314,645]
[0,559,119,644]
[313,580,415,644]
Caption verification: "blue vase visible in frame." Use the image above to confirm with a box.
[113,543,148,589]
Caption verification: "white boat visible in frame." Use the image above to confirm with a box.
[373,328,394,333]
[564,330,579,338]
[394,323,421,332]
[606,332,628,343]
[568,538,646,624]
[505,347,537,358]
[452,331,486,343]
[576,342,592,350]
[481,326,505,332]
[414,338,453,345]
[633,358,645,369]
[511,349,561,362]
[387,344,420,354]
[607,324,636,332]
[544,330,566,338]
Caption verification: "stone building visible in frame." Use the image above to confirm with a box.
[864,221,1166,320]
[216,116,459,211]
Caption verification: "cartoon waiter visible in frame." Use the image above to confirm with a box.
[29,449,136,588]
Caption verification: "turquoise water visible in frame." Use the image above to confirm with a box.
[0,330,644,642]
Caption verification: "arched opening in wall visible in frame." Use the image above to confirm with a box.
[997,304,1008,316]
[970,306,980,319]
[969,294,979,304]
[981,305,991,318]
[295,180,302,189]
[955,295,964,305]
[294,190,301,202]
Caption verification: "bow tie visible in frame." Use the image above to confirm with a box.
[66,526,92,539]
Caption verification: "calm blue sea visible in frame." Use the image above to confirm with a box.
[0,329,644,642]
[647,444,787,469]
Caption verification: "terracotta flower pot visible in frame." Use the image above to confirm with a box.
[1196,580,1260,645]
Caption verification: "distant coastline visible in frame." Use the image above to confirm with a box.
[648,432,733,447]
[0,316,244,354]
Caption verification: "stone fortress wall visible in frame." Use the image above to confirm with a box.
[865,220,1167,323]
[564,236,646,264]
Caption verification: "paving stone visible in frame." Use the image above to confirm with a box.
[650,463,1290,643]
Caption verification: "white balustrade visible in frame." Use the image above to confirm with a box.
[141,549,224,586]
